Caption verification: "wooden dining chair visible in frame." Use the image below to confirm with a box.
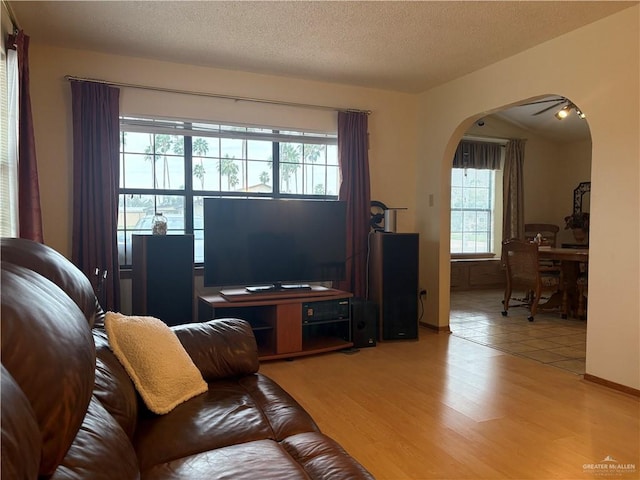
[501,239,565,322]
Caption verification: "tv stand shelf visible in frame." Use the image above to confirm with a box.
[219,285,339,303]
[198,288,353,361]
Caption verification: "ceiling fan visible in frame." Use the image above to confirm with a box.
[521,97,586,120]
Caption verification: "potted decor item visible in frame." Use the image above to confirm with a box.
[564,212,589,243]
[152,212,168,235]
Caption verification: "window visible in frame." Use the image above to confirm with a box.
[118,117,339,266]
[450,168,501,255]
[1,45,18,237]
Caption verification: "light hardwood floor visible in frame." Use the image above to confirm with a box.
[260,330,639,479]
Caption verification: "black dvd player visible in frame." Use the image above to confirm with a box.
[302,298,350,324]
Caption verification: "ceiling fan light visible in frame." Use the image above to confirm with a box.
[555,107,570,120]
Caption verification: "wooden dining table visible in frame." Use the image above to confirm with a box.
[538,247,589,318]
[538,247,589,263]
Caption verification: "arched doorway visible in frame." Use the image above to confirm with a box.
[447,96,592,375]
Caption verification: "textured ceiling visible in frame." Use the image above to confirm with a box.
[9,1,634,93]
[9,1,635,141]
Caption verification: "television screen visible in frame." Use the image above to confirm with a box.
[203,198,346,289]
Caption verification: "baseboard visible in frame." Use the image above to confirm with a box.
[419,321,451,333]
[583,373,640,397]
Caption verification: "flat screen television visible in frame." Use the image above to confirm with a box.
[203,198,346,291]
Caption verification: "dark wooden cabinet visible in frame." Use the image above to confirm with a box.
[368,232,419,340]
[132,235,194,326]
[198,287,352,360]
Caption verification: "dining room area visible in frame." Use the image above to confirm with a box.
[520,181,591,319]
[449,107,592,375]
[450,181,591,374]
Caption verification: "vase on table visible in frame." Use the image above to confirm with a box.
[152,212,167,235]
[572,228,587,243]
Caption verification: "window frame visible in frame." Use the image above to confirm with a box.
[117,116,339,267]
[450,166,503,258]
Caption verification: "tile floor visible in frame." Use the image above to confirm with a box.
[449,288,587,375]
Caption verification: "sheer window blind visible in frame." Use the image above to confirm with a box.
[1,47,18,237]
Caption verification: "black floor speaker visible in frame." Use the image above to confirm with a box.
[132,234,194,326]
[369,233,419,340]
[351,298,378,348]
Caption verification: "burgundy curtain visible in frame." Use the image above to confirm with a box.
[8,30,43,242]
[71,81,121,311]
[336,111,371,298]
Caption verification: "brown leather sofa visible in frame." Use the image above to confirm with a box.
[1,238,373,479]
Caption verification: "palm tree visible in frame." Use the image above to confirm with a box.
[172,136,184,155]
[218,155,239,190]
[156,134,173,189]
[303,144,325,194]
[192,138,209,190]
[280,143,301,193]
[144,134,176,189]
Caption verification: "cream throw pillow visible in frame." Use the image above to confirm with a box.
[105,312,208,415]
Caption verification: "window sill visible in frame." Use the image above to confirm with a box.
[451,253,497,262]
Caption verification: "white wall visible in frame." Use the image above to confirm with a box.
[555,141,592,245]
[27,45,418,257]
[416,7,639,389]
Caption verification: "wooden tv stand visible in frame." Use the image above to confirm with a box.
[198,287,353,361]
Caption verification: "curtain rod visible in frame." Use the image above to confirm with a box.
[2,0,21,31]
[64,75,371,115]
[463,134,510,144]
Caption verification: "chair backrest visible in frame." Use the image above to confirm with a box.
[524,223,560,247]
[502,239,541,287]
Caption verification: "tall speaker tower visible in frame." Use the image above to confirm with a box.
[132,234,194,326]
[368,232,419,340]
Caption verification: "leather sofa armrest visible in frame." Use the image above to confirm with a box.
[173,319,259,381]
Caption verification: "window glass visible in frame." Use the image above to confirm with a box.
[118,117,337,266]
[247,139,271,160]
[450,168,495,254]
